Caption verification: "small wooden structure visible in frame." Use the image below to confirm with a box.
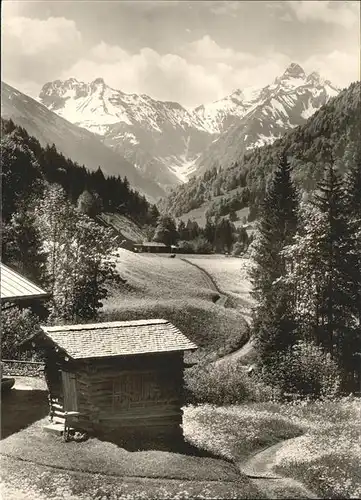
[25,319,197,442]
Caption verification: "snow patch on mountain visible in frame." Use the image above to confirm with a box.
[39,63,340,190]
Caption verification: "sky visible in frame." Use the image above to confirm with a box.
[2,0,360,107]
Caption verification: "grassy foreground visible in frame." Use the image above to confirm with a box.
[0,404,259,500]
[183,398,361,499]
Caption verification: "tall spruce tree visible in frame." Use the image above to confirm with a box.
[285,160,359,391]
[251,153,299,370]
[153,215,179,246]
[344,143,361,389]
[313,163,357,375]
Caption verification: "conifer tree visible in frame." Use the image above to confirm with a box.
[344,144,361,388]
[204,218,216,247]
[153,215,179,246]
[312,163,357,368]
[251,153,299,370]
[177,220,187,240]
[285,160,359,390]
[149,204,160,226]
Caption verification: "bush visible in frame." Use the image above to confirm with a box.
[185,360,278,405]
[1,307,41,360]
[176,237,213,254]
[191,236,213,254]
[177,240,195,254]
[232,242,246,256]
[271,340,341,399]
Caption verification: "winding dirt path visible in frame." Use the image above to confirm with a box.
[240,439,319,499]
[180,257,256,367]
[180,259,318,498]
[180,258,229,306]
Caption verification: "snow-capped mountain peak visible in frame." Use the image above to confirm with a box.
[39,64,340,191]
[281,62,306,80]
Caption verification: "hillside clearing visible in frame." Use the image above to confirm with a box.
[98,213,146,243]
[182,255,255,321]
[110,249,217,301]
[175,192,250,229]
[103,250,249,362]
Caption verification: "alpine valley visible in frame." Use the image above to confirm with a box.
[38,63,339,193]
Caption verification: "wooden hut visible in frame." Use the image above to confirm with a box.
[25,319,197,442]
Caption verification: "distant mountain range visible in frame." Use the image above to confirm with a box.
[1,82,164,202]
[2,63,340,202]
[38,63,339,189]
[160,81,360,220]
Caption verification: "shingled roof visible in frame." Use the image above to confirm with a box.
[1,263,49,303]
[37,319,197,360]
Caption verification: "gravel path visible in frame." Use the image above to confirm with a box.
[180,257,255,367]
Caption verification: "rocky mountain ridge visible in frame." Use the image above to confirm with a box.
[1,81,164,201]
[39,63,339,190]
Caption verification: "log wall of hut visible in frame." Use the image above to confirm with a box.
[44,351,185,441]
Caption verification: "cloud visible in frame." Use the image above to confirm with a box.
[287,1,359,28]
[2,8,359,108]
[61,43,224,106]
[209,1,241,16]
[280,13,293,22]
[185,35,257,64]
[302,50,360,88]
[61,36,359,107]
[187,35,264,66]
[2,15,83,86]
[60,39,291,107]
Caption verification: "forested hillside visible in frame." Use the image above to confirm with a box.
[1,119,158,225]
[162,82,360,221]
[1,118,160,327]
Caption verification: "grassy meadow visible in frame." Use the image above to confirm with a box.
[2,249,360,500]
[103,249,250,362]
[184,398,361,499]
[182,255,255,320]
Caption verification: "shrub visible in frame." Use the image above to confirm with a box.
[1,307,41,359]
[191,236,213,254]
[232,242,246,256]
[177,240,195,254]
[185,360,278,405]
[271,340,341,399]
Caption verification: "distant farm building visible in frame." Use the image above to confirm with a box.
[133,242,171,253]
[24,319,197,443]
